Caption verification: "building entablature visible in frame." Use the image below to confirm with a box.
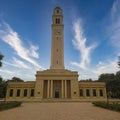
[7,81,35,88]
[36,69,78,74]
[79,82,106,88]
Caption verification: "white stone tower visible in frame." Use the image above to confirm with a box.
[50,6,64,69]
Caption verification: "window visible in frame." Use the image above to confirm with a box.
[56,18,60,24]
[79,89,83,96]
[57,60,58,64]
[93,89,96,96]
[10,89,13,97]
[58,19,60,24]
[57,49,58,52]
[16,89,20,97]
[57,9,59,13]
[24,89,27,97]
[100,90,103,96]
[30,89,34,97]
[86,89,90,96]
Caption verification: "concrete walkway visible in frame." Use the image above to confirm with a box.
[0,103,120,120]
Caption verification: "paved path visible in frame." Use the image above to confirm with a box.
[0,103,120,120]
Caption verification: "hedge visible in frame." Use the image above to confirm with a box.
[92,101,120,112]
[0,101,22,111]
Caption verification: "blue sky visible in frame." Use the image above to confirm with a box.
[0,0,120,81]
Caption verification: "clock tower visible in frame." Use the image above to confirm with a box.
[50,6,64,69]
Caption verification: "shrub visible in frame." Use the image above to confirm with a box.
[92,101,120,112]
[0,101,22,111]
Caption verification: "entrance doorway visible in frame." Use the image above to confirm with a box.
[55,89,59,98]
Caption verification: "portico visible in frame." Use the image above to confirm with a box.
[35,69,79,99]
[43,80,71,99]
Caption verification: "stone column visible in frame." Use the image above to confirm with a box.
[27,88,30,98]
[20,88,23,99]
[97,88,99,98]
[51,80,53,98]
[65,80,67,98]
[6,88,10,99]
[47,80,50,98]
[90,88,93,98]
[13,88,17,99]
[103,88,107,98]
[62,80,64,98]
[83,88,86,98]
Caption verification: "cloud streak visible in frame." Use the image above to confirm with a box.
[94,60,119,75]
[71,19,96,69]
[109,0,120,52]
[4,57,31,69]
[0,21,42,69]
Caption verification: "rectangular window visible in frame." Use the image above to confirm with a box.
[56,18,60,24]
[86,89,90,96]
[93,89,96,96]
[30,89,34,97]
[16,89,20,97]
[100,89,103,96]
[10,89,13,97]
[24,89,27,97]
[79,89,83,96]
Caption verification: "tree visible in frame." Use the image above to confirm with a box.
[98,73,115,82]
[0,53,4,67]
[0,77,7,98]
[8,77,24,82]
[118,56,120,68]
[115,71,120,81]
[0,53,6,98]
[98,73,120,98]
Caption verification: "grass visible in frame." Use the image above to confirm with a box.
[0,101,22,111]
[92,101,120,112]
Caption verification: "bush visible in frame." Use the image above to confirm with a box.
[92,101,120,112]
[0,101,22,111]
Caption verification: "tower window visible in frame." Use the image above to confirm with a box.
[58,19,60,24]
[57,10,59,13]
[56,18,60,24]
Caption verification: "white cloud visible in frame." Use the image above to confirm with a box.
[29,44,39,58]
[71,19,97,69]
[77,59,119,80]
[4,57,31,69]
[0,68,36,81]
[0,69,16,75]
[109,0,120,51]
[0,21,42,69]
[71,16,119,80]
[94,60,119,75]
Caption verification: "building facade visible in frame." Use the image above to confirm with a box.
[6,7,107,102]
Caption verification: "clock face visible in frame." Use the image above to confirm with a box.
[55,29,61,35]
